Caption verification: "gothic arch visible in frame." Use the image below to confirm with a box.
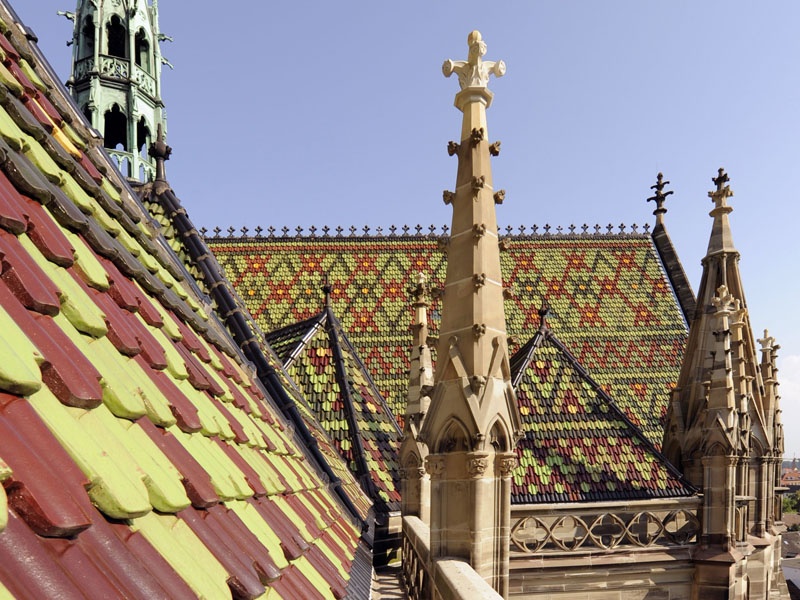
[103,104,127,151]
[487,418,511,453]
[434,419,470,454]
[78,14,96,60]
[136,116,151,158]
[134,28,151,72]
[106,14,127,59]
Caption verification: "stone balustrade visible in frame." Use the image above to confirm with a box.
[510,498,701,554]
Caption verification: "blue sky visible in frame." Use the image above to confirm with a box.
[18,2,800,458]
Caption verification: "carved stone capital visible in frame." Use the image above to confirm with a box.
[497,455,518,477]
[467,455,489,478]
[426,456,445,479]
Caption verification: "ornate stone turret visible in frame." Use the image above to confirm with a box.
[67,0,169,181]
[663,169,785,598]
[418,31,522,597]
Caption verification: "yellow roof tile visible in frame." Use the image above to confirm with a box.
[225,499,289,570]
[63,230,109,290]
[28,387,152,519]
[0,302,43,395]
[131,511,231,599]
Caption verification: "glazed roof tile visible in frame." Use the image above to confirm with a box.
[266,308,403,512]
[209,234,688,448]
[509,327,695,504]
[0,6,373,598]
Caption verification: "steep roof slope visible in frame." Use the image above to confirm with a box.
[266,305,402,514]
[509,323,695,504]
[0,5,372,598]
[208,230,689,448]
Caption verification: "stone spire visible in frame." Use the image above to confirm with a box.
[399,273,434,524]
[418,31,521,597]
[663,169,784,596]
[68,0,169,182]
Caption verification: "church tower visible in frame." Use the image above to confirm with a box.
[418,31,522,597]
[663,169,785,599]
[67,0,168,182]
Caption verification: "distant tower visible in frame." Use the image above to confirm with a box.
[68,0,168,182]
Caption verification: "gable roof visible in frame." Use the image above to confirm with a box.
[208,230,690,448]
[266,305,403,514]
[509,325,696,504]
[0,4,373,598]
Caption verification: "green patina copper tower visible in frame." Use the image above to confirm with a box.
[67,0,168,181]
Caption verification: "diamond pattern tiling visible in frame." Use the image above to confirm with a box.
[266,308,403,513]
[509,330,695,504]
[209,235,688,448]
[0,9,372,598]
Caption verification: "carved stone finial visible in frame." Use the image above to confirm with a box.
[538,305,550,330]
[442,30,506,91]
[712,168,729,192]
[709,167,734,207]
[409,272,429,303]
[711,285,736,314]
[148,123,172,182]
[322,275,332,307]
[647,172,673,217]
[758,329,776,352]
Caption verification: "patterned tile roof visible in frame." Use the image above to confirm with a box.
[0,6,373,598]
[266,306,403,513]
[208,233,689,448]
[509,326,695,504]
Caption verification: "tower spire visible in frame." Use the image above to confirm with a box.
[663,169,784,595]
[418,31,521,597]
[69,0,168,182]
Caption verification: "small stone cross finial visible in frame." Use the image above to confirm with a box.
[712,168,729,192]
[647,172,673,216]
[709,167,733,207]
[442,30,506,90]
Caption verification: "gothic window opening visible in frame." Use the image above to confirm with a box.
[137,117,150,160]
[135,29,150,72]
[79,16,95,60]
[103,104,127,151]
[106,15,127,59]
[82,104,92,123]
